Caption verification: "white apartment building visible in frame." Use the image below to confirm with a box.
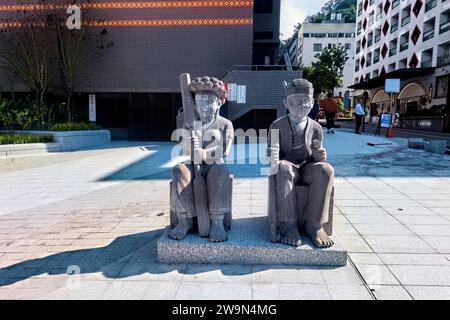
[297,19,356,97]
[351,0,450,132]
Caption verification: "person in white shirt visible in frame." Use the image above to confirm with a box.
[354,98,365,134]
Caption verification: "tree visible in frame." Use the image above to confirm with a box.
[306,0,356,23]
[304,46,349,95]
[0,4,53,106]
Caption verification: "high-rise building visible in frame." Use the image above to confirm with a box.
[297,19,356,97]
[350,0,450,132]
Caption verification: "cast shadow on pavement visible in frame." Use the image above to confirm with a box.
[0,223,336,288]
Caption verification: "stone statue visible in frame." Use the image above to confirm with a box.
[169,74,234,242]
[267,78,335,248]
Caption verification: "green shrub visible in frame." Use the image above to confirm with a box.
[49,122,101,131]
[0,133,54,145]
[0,97,52,131]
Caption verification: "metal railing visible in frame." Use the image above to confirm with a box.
[437,53,450,67]
[425,0,437,12]
[401,16,410,27]
[230,65,303,72]
[440,20,450,34]
[400,42,409,52]
[392,0,400,9]
[391,23,398,33]
[423,29,435,41]
[421,60,433,68]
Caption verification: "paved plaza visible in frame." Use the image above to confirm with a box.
[0,130,450,300]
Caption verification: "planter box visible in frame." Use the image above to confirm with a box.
[0,142,60,157]
[1,130,111,152]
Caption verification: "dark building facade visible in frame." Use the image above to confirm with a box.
[0,0,282,140]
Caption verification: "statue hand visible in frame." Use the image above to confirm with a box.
[191,136,205,164]
[311,139,326,162]
[268,143,280,175]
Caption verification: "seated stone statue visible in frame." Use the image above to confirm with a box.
[169,75,234,242]
[267,78,335,248]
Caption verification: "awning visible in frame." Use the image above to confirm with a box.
[371,90,391,103]
[398,82,427,99]
[350,89,365,97]
[348,68,435,90]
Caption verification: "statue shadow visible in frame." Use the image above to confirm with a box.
[0,222,337,288]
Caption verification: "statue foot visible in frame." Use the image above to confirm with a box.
[209,217,228,242]
[168,216,193,241]
[306,224,334,248]
[279,222,302,247]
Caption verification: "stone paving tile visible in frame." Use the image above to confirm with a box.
[355,265,399,285]
[421,236,450,254]
[371,285,413,300]
[101,280,180,300]
[116,262,187,282]
[182,264,252,283]
[334,235,373,253]
[378,253,450,266]
[337,207,388,215]
[348,253,383,265]
[175,282,252,300]
[362,235,436,254]
[405,286,450,300]
[393,215,450,225]
[344,214,400,225]
[320,265,364,285]
[429,208,450,216]
[251,265,324,284]
[44,280,112,300]
[352,224,414,236]
[407,225,450,236]
[252,283,331,300]
[333,223,359,235]
[384,207,438,216]
[326,284,373,300]
[388,266,450,286]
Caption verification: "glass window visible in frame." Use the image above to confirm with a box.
[313,43,322,51]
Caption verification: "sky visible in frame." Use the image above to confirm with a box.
[279,0,328,40]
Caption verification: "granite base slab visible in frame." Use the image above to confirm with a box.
[157,217,347,266]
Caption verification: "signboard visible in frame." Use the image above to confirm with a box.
[380,113,391,128]
[385,79,400,93]
[88,94,96,122]
[237,85,246,104]
[227,83,237,102]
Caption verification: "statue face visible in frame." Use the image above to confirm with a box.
[195,92,221,121]
[285,94,313,120]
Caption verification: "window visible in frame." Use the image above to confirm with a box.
[328,33,338,38]
[425,0,437,12]
[440,9,450,34]
[327,43,336,49]
[303,33,310,38]
[313,43,322,51]
[311,33,326,38]
[345,33,354,38]
[254,0,273,14]
[392,0,400,9]
[345,43,351,50]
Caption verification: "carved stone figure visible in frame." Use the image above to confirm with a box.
[267,78,335,248]
[169,74,234,242]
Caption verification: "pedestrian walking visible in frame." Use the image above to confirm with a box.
[354,98,365,134]
[323,93,339,134]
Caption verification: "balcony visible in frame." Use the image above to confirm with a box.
[375,34,381,43]
[367,58,372,67]
[437,53,450,67]
[440,21,450,34]
[392,0,400,9]
[425,0,437,12]
[400,41,409,52]
[423,29,435,41]
[391,23,399,33]
[373,55,380,63]
[401,16,410,27]
[389,48,397,56]
[421,60,433,68]
[368,39,373,47]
